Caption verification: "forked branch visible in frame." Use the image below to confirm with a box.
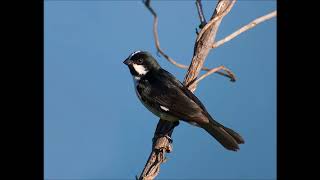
[143,0,235,82]
[187,65,236,90]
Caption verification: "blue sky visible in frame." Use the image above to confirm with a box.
[45,1,276,179]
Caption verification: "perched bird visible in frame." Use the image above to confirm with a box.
[123,51,244,151]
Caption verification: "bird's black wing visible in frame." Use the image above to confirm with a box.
[157,69,218,124]
[137,69,209,125]
[161,70,213,115]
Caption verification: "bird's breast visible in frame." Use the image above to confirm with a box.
[132,76,142,99]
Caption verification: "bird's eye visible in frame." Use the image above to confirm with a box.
[137,59,143,64]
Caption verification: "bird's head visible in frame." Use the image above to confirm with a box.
[123,51,160,78]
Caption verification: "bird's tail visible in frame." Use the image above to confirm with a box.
[200,120,245,151]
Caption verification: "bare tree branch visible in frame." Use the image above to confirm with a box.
[188,10,276,88]
[185,0,236,92]
[195,0,236,43]
[139,120,178,180]
[143,0,235,82]
[213,10,277,48]
[187,65,236,90]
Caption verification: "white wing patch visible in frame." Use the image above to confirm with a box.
[132,64,148,75]
[160,105,169,111]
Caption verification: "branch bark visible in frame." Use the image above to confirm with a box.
[184,0,236,92]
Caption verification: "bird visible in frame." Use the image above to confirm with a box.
[123,50,244,151]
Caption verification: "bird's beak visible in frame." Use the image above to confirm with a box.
[123,58,132,65]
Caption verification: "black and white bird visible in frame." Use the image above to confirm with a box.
[123,51,244,151]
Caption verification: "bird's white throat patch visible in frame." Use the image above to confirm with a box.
[132,64,148,75]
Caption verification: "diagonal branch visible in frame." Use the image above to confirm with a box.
[213,10,277,48]
[143,0,235,82]
[185,0,236,92]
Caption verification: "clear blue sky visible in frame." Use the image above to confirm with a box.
[45,1,276,179]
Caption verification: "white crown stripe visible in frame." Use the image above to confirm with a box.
[129,50,142,59]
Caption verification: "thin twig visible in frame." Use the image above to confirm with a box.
[213,10,277,48]
[187,65,236,89]
[196,0,207,28]
[189,9,276,87]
